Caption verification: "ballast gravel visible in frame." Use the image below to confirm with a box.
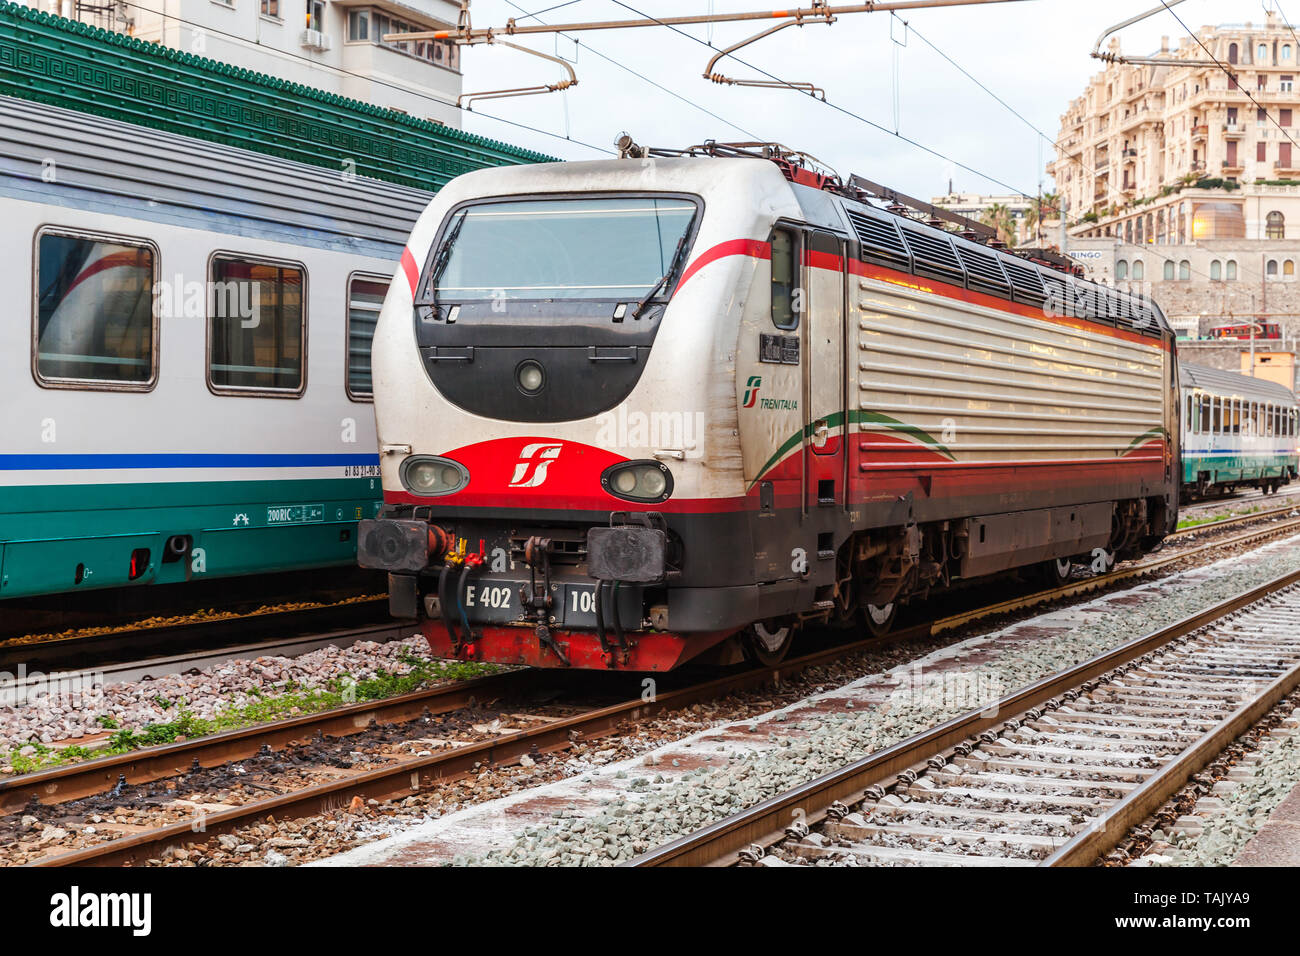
[0,634,444,754]
[315,533,1300,867]
[1142,708,1300,867]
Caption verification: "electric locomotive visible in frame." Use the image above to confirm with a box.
[361,143,1180,671]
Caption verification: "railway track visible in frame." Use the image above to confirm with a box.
[630,568,1300,867]
[11,628,939,866]
[0,596,394,675]
[9,507,1300,866]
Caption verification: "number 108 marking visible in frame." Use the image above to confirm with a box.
[570,588,597,614]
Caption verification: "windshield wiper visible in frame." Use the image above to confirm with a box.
[416,211,467,316]
[632,232,691,320]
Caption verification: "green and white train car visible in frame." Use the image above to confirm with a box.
[0,96,431,601]
[1180,360,1299,498]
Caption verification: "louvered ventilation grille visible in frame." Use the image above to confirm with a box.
[845,208,910,269]
[1001,259,1046,305]
[901,228,964,283]
[955,245,1011,298]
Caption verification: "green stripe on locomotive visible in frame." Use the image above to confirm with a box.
[0,477,381,598]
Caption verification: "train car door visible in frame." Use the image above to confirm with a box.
[802,230,847,511]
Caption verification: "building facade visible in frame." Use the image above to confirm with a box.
[930,191,1040,245]
[24,0,463,125]
[1049,11,1300,241]
[1047,10,1300,357]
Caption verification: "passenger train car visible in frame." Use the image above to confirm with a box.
[359,144,1180,672]
[0,95,430,602]
[1179,362,1298,498]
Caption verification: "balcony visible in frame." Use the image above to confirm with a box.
[1222,159,1245,175]
[1276,162,1300,177]
[1223,123,1246,137]
[1192,124,1210,140]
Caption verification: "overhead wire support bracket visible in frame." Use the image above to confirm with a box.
[703,4,835,99]
[385,0,1034,106]
[1089,0,1217,67]
[456,36,578,109]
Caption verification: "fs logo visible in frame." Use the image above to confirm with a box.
[509,442,563,488]
[742,375,762,409]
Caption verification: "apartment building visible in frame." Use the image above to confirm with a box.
[26,0,463,125]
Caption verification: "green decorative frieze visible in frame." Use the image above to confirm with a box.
[0,0,553,189]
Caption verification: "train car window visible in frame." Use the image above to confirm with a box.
[1199,395,1209,434]
[1185,394,1194,434]
[208,254,306,395]
[1212,397,1221,434]
[346,274,389,400]
[770,227,799,330]
[34,230,157,390]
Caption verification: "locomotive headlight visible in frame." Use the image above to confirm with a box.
[516,360,545,395]
[602,461,673,503]
[400,456,469,497]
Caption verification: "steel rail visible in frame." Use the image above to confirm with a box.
[10,505,1296,815]
[628,566,1300,866]
[22,635,923,867]
[0,596,392,674]
[1044,648,1300,865]
[0,667,535,814]
[934,512,1300,633]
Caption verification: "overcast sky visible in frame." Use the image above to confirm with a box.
[451,0,1289,199]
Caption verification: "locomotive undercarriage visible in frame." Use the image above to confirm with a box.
[360,493,1172,671]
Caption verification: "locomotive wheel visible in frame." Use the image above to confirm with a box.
[743,621,795,666]
[1039,557,1073,588]
[864,602,897,638]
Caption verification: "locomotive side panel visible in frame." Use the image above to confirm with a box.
[851,266,1169,525]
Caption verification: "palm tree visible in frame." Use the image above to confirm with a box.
[1023,191,1060,243]
[980,203,1017,245]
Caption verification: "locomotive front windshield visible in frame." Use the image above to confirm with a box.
[432,196,697,301]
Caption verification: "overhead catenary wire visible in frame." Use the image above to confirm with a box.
[897,13,1235,286]
[102,0,616,157]
[499,0,764,140]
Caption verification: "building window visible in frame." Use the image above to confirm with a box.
[348,9,369,40]
[1210,260,1222,280]
[34,230,157,389]
[1229,42,1239,64]
[208,254,306,395]
[347,275,388,399]
[348,8,461,70]
[1164,260,1175,280]
[1179,260,1191,280]
[1283,108,1294,126]
[1259,107,1268,123]
[1260,44,1270,64]
[1267,259,1279,278]
[1286,45,1294,61]
[1287,260,1297,278]
[1284,77,1296,94]
[1125,219,1133,244]
[1116,260,1128,280]
[307,0,325,31]
[1259,141,1268,163]
[261,0,278,17]
[1268,211,1286,239]
[1227,259,1238,280]
[1132,259,1144,281]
